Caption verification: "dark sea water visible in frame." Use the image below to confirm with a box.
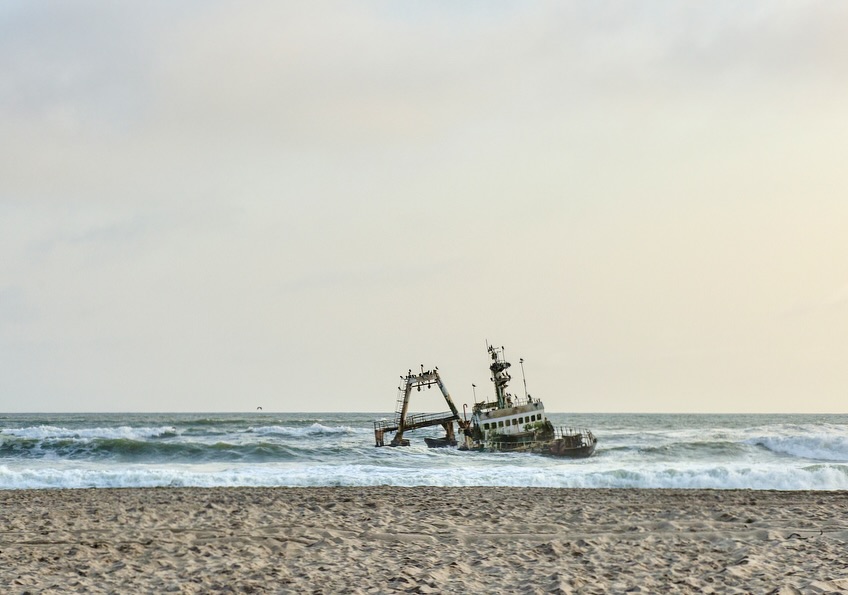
[1,412,847,490]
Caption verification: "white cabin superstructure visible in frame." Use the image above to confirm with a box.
[472,398,547,438]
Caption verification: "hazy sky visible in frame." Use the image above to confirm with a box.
[2,1,847,413]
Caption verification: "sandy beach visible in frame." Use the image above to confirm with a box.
[1,487,846,594]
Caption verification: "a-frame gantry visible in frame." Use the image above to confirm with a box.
[373,365,466,447]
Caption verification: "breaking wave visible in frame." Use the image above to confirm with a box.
[0,425,178,441]
[747,432,848,462]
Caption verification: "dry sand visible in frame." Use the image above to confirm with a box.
[1,487,847,594]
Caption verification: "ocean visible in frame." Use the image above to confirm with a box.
[1,412,847,491]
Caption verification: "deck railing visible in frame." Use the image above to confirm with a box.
[554,427,595,447]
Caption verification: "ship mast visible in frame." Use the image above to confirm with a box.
[488,344,512,408]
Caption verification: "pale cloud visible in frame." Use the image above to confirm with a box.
[825,284,848,309]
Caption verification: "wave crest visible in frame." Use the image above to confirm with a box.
[249,423,356,437]
[0,425,178,441]
[747,432,848,462]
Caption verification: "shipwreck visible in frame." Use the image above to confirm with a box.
[373,344,597,458]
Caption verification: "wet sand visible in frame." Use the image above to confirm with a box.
[1,487,847,593]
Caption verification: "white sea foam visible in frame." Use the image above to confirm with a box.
[2,461,847,491]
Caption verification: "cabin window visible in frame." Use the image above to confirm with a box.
[498,421,504,428]
[512,419,518,425]
[483,423,489,430]
[519,417,524,424]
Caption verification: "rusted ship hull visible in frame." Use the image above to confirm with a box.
[461,427,597,458]
[424,436,458,448]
